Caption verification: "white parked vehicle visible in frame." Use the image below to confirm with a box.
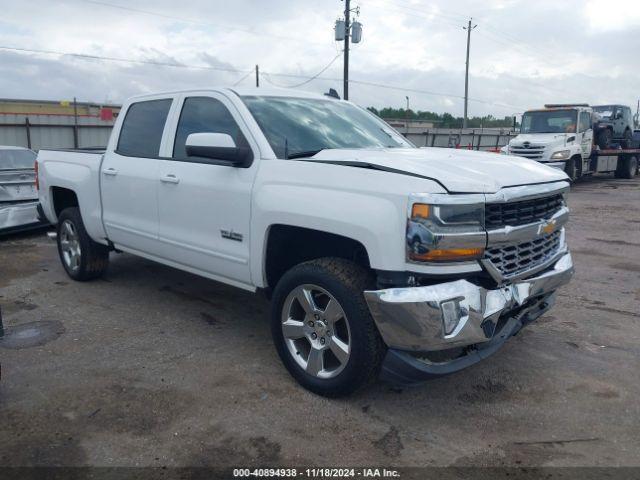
[37,88,574,396]
[504,104,639,180]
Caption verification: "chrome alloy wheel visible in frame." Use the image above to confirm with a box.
[59,219,82,272]
[281,284,351,379]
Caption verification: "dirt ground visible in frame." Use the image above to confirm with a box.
[0,174,639,470]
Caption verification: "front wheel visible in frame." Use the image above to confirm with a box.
[271,258,385,397]
[56,207,109,281]
[565,156,580,181]
[596,128,612,150]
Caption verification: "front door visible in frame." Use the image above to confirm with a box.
[101,98,173,254]
[155,93,258,287]
[578,111,593,158]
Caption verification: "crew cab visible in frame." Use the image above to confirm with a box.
[37,88,574,397]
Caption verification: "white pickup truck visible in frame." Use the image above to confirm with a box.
[37,87,574,397]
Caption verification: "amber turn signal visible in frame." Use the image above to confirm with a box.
[411,203,430,219]
[410,247,484,262]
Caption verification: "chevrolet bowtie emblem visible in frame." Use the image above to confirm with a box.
[538,219,557,235]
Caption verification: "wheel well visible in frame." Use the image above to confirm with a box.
[264,225,370,289]
[571,154,583,176]
[51,187,79,218]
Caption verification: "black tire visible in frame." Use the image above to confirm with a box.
[615,156,638,179]
[270,258,385,397]
[56,207,109,281]
[622,129,633,149]
[596,128,612,150]
[564,156,580,181]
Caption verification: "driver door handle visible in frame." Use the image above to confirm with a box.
[160,174,180,184]
[102,167,118,176]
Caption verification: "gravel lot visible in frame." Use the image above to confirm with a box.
[1,174,639,470]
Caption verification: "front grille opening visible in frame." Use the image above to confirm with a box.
[485,230,561,278]
[485,194,563,230]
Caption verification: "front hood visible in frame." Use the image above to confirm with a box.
[305,147,567,193]
[510,133,569,147]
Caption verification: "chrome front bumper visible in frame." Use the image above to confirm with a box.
[364,252,574,352]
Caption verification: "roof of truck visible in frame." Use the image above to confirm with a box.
[127,87,333,102]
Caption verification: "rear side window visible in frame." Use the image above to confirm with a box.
[173,96,249,159]
[117,99,172,158]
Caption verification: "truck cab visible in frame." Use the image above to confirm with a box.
[505,104,593,180]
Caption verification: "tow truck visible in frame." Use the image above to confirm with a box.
[504,104,639,180]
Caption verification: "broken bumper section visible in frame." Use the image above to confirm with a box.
[364,253,574,385]
[0,201,46,233]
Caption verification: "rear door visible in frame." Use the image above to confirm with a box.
[155,93,258,286]
[101,97,173,254]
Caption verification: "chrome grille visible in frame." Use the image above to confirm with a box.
[485,194,564,230]
[484,230,562,279]
[509,145,545,159]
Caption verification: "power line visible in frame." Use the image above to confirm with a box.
[261,54,342,88]
[232,69,255,86]
[0,45,250,73]
[0,44,526,111]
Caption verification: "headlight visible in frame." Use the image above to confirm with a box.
[550,150,571,160]
[407,202,485,263]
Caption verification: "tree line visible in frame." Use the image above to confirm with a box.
[367,107,516,128]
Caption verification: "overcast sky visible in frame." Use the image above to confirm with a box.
[1,0,639,118]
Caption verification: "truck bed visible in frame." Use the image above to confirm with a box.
[37,148,107,241]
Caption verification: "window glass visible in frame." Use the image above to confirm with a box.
[173,97,249,159]
[117,99,172,157]
[520,110,577,134]
[241,96,412,159]
[0,149,36,169]
[579,112,591,132]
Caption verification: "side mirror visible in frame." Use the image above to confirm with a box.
[185,133,253,168]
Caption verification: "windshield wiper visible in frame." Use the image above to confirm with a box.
[287,149,324,159]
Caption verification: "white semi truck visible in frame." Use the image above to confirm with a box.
[504,104,639,180]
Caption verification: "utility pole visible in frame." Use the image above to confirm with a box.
[405,96,410,134]
[255,65,259,87]
[343,0,351,100]
[463,18,477,129]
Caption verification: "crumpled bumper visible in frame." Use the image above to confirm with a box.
[0,201,45,233]
[364,253,574,384]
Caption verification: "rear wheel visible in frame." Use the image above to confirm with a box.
[615,156,638,179]
[56,207,109,281]
[271,258,385,397]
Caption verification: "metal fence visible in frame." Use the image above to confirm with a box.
[0,115,518,153]
[0,113,115,151]
[404,128,518,151]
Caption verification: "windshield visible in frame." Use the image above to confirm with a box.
[241,96,413,158]
[0,149,36,170]
[593,106,614,119]
[521,109,577,134]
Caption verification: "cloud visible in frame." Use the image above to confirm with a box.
[0,0,638,117]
